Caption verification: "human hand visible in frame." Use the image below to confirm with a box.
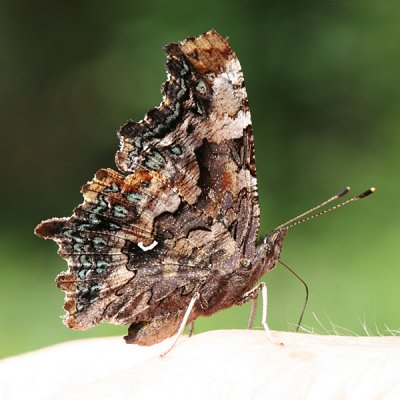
[1,330,400,399]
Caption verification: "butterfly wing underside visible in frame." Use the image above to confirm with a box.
[35,30,261,345]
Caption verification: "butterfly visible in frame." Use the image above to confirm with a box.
[35,29,304,348]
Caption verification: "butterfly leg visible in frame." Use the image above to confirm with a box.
[238,283,283,346]
[247,297,258,330]
[237,283,261,329]
[188,321,195,337]
[160,292,200,358]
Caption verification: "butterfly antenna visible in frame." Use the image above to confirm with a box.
[285,187,375,230]
[274,187,375,231]
[279,260,308,332]
[274,186,350,230]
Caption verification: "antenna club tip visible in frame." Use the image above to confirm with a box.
[337,186,351,197]
[358,187,376,198]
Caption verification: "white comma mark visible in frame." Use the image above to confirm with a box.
[138,240,158,251]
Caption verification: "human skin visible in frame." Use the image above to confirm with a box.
[1,330,400,400]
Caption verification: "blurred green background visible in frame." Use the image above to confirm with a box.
[1,1,399,359]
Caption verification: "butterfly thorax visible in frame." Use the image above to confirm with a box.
[193,228,287,318]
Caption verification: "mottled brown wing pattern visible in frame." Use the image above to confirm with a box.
[116,30,260,257]
[35,30,262,345]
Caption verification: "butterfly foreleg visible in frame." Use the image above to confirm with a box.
[160,291,200,358]
[236,284,262,329]
[237,282,283,346]
[188,321,195,337]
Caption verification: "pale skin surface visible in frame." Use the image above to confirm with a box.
[1,330,400,400]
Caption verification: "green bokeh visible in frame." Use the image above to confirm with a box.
[1,1,399,358]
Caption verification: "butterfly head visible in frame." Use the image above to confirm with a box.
[255,228,288,274]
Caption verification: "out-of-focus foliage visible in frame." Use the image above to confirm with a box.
[1,0,399,358]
